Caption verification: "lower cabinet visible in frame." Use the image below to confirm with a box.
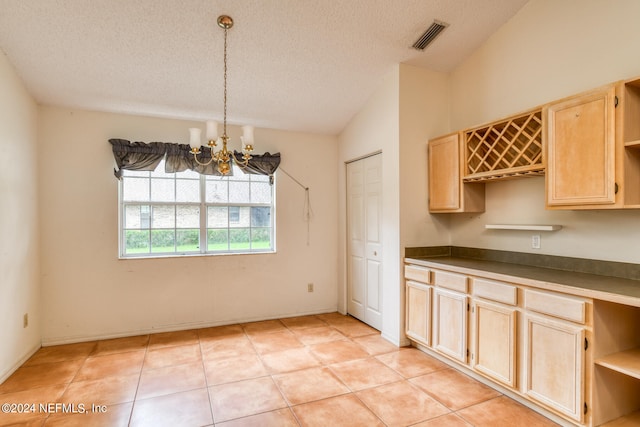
[524,313,586,423]
[471,299,517,388]
[405,280,431,346]
[433,287,468,363]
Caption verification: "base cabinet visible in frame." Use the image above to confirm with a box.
[433,287,468,363]
[405,281,431,346]
[471,299,517,388]
[524,313,586,423]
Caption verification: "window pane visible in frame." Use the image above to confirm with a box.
[125,230,150,254]
[229,181,250,203]
[207,229,228,251]
[251,228,271,249]
[122,169,149,178]
[250,173,270,183]
[151,179,175,202]
[250,207,271,227]
[230,206,250,228]
[180,169,200,179]
[176,179,200,202]
[150,161,174,178]
[151,229,175,252]
[125,205,150,229]
[177,205,200,228]
[229,228,250,250]
[123,177,150,202]
[251,182,272,204]
[152,205,175,228]
[177,229,199,252]
[228,164,248,181]
[206,179,228,203]
[207,206,228,228]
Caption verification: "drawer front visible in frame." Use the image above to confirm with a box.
[524,289,586,324]
[472,278,517,306]
[433,270,468,293]
[405,264,431,284]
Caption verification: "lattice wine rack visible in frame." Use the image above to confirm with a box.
[464,109,544,182]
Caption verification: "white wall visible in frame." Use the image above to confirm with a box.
[38,107,339,345]
[0,52,41,381]
[338,66,401,344]
[448,0,640,263]
[338,64,452,345]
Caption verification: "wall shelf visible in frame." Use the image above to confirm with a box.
[595,348,640,380]
[485,224,562,231]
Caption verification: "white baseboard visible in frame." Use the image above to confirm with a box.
[0,343,41,384]
[41,308,339,347]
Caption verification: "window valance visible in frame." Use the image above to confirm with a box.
[109,139,281,183]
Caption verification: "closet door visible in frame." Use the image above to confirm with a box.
[346,153,382,330]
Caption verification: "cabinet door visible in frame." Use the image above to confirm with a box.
[433,288,468,363]
[405,281,431,346]
[546,86,616,207]
[429,133,461,211]
[472,300,517,388]
[524,314,585,423]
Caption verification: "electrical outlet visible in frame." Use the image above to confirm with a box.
[531,234,541,249]
[23,313,28,328]
[307,283,314,292]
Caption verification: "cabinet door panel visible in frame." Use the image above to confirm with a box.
[472,300,517,388]
[433,288,467,363]
[429,133,461,211]
[546,86,616,206]
[524,314,585,422]
[406,281,431,346]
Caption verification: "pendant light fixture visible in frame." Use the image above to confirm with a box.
[188,15,253,175]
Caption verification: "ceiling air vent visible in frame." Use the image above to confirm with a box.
[412,20,449,50]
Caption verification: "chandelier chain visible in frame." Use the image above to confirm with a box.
[223,26,228,139]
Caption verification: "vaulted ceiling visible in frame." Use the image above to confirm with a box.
[0,0,529,135]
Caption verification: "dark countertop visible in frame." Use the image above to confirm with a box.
[405,255,640,307]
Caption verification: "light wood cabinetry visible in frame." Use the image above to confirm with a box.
[428,132,484,213]
[404,261,600,426]
[433,287,468,363]
[545,86,617,207]
[545,78,640,209]
[406,280,431,346]
[524,313,586,423]
[471,278,518,388]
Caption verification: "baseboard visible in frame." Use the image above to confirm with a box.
[41,308,339,346]
[0,342,41,384]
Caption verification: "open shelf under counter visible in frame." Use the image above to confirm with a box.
[595,348,640,380]
[624,139,640,148]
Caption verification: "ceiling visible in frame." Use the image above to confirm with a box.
[0,0,529,135]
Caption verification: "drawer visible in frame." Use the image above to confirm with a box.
[524,289,586,324]
[433,270,468,293]
[404,264,431,284]
[472,278,517,306]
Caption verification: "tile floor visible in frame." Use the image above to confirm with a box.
[0,313,559,427]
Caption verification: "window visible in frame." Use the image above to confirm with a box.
[119,161,275,257]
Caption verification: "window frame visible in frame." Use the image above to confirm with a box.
[117,165,276,259]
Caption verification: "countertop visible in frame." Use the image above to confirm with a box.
[405,256,640,307]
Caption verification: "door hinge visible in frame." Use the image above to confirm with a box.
[585,337,589,351]
[467,303,470,311]
[466,349,470,358]
[615,182,619,194]
[584,402,588,415]
[615,96,619,108]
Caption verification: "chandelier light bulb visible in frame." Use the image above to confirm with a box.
[189,128,202,149]
[206,120,219,142]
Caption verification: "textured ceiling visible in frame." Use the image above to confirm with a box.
[0,0,529,135]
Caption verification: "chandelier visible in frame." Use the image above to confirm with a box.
[188,15,253,176]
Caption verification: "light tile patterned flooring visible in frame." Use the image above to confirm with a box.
[0,313,559,426]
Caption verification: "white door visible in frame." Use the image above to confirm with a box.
[346,153,382,330]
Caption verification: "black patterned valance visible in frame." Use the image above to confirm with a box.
[109,139,280,184]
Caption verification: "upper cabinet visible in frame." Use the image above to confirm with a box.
[428,132,484,213]
[545,86,617,208]
[545,79,640,209]
[427,76,640,213]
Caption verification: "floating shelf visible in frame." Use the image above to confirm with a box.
[595,348,640,380]
[485,224,562,231]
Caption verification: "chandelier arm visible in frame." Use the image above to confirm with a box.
[230,150,251,167]
[192,151,215,166]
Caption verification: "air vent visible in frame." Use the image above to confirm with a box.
[412,20,449,50]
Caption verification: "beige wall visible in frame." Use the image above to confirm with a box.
[447,0,640,263]
[38,107,339,344]
[0,52,41,381]
[338,66,401,344]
